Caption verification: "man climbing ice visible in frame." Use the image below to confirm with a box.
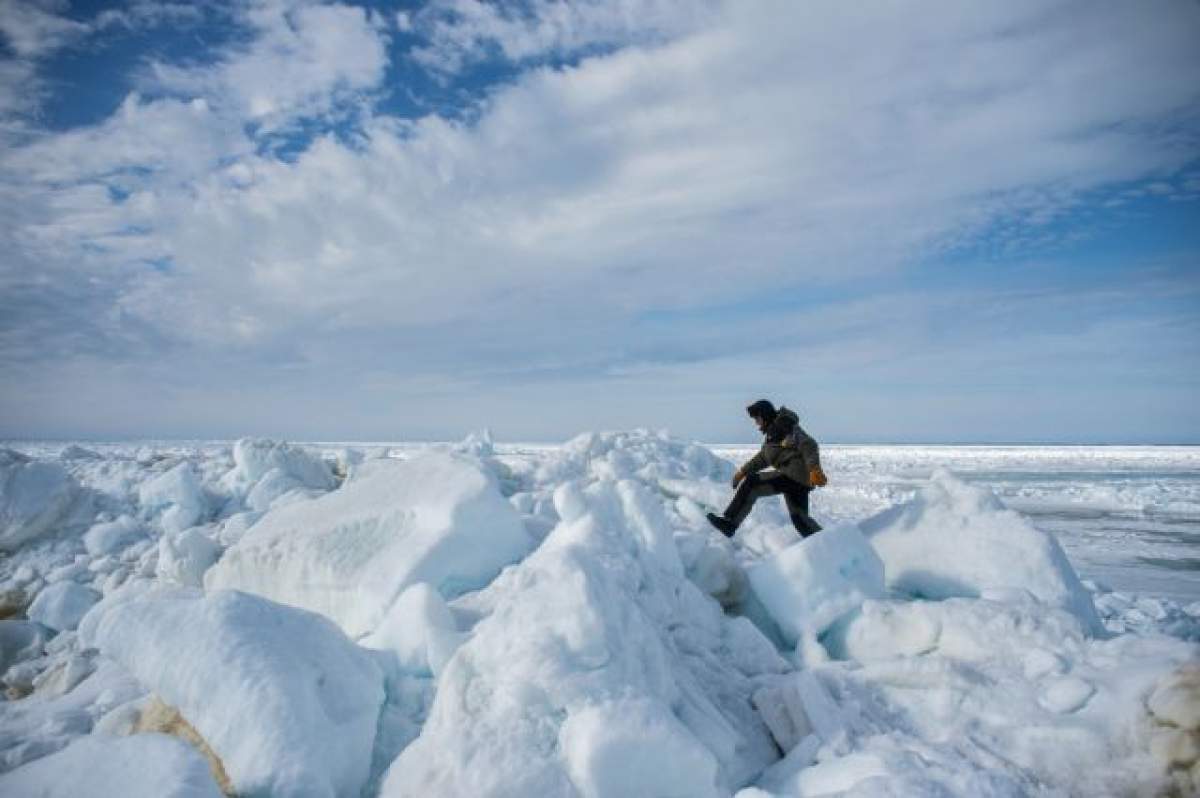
[707,399,827,539]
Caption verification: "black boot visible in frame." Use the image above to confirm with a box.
[706,512,737,538]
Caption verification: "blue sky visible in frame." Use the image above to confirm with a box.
[1,0,1198,443]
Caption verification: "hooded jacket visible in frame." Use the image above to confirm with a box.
[741,406,823,486]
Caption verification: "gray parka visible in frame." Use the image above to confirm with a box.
[740,406,823,487]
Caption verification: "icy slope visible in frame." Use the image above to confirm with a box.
[381,478,782,796]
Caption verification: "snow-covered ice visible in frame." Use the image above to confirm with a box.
[80,587,385,797]
[26,582,99,632]
[747,523,885,659]
[205,452,532,638]
[0,449,81,551]
[861,468,1104,634]
[0,435,1196,797]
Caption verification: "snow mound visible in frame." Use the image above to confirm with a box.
[223,438,335,511]
[380,478,780,797]
[861,469,1103,634]
[747,524,885,658]
[138,463,208,534]
[207,452,532,638]
[80,588,385,798]
[27,582,99,632]
[0,449,80,551]
[0,733,223,798]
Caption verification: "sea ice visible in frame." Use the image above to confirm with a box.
[27,582,99,632]
[82,515,146,557]
[137,462,208,534]
[746,524,885,654]
[860,469,1103,634]
[156,528,220,587]
[221,437,335,511]
[380,476,779,796]
[559,698,721,798]
[360,582,463,677]
[0,449,80,551]
[0,733,223,797]
[80,588,385,798]
[206,453,532,637]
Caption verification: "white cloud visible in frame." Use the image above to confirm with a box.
[144,0,390,131]
[0,0,88,58]
[409,0,719,74]
[2,0,1200,438]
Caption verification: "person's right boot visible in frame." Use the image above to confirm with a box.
[706,512,737,538]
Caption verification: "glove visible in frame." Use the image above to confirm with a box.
[809,466,828,487]
[731,470,744,488]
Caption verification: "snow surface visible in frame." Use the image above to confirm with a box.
[0,434,1197,797]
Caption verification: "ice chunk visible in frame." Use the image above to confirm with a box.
[207,453,532,637]
[157,528,220,587]
[81,588,385,798]
[0,620,49,672]
[27,582,100,632]
[0,733,223,798]
[82,515,146,557]
[861,470,1103,634]
[228,438,335,487]
[223,438,335,510]
[746,523,885,649]
[360,582,463,677]
[559,698,721,798]
[58,445,101,461]
[138,463,208,534]
[0,449,79,552]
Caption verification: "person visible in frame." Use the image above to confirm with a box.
[707,399,827,538]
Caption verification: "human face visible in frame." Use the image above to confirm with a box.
[753,415,768,433]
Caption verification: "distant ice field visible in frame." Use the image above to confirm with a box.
[9,441,1199,603]
[711,444,1200,605]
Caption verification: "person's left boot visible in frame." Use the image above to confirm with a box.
[706,513,737,538]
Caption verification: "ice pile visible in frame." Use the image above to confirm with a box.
[0,432,1197,798]
[219,437,336,512]
[380,477,782,796]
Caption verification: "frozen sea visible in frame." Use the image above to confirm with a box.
[3,435,1199,797]
[9,440,1199,604]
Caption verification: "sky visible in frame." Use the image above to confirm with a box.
[0,0,1198,444]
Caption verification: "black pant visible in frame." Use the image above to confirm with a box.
[724,471,822,537]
